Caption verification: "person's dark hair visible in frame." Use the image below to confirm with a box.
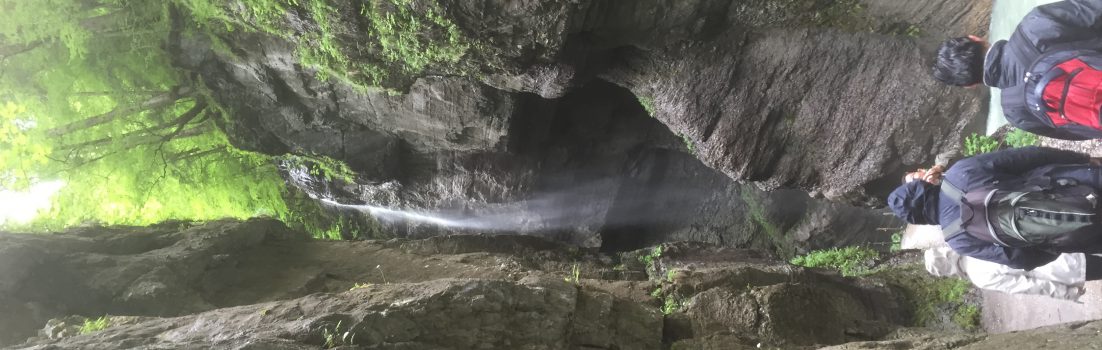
[932,37,985,86]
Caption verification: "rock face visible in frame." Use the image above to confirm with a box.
[170,0,990,253]
[3,220,921,349]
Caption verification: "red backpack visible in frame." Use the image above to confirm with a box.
[1020,49,1102,129]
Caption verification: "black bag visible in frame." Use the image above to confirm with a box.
[941,179,1100,247]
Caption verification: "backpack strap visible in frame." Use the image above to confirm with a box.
[940,180,966,239]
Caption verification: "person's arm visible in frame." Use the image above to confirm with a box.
[967,264,1083,300]
[947,233,1060,270]
[970,146,1088,176]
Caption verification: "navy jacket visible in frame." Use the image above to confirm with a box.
[940,147,1090,270]
[984,0,1102,140]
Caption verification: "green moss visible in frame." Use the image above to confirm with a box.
[637,96,655,116]
[178,0,474,90]
[740,191,796,259]
[953,304,980,330]
[871,265,978,327]
[789,246,879,277]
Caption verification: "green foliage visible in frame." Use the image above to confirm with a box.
[637,96,655,116]
[564,263,581,285]
[666,268,680,282]
[178,0,473,89]
[963,133,1000,156]
[650,286,663,299]
[662,295,682,315]
[790,246,879,277]
[952,304,981,330]
[904,24,922,38]
[638,245,664,274]
[321,320,356,348]
[890,231,903,252]
[280,154,357,184]
[872,265,977,327]
[0,1,366,241]
[79,316,110,335]
[678,133,696,155]
[349,283,371,291]
[1004,128,1040,148]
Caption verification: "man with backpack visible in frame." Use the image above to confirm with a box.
[888,146,1102,270]
[932,0,1102,140]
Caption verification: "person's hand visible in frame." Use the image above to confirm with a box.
[924,165,945,185]
[905,165,944,185]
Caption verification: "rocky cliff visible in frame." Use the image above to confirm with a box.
[170,0,990,251]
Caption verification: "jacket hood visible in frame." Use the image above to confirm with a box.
[924,247,966,278]
[888,181,941,225]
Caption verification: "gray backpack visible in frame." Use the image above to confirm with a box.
[941,180,1100,247]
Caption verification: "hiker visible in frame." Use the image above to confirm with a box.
[932,0,1102,140]
[888,146,1102,270]
[925,247,1101,301]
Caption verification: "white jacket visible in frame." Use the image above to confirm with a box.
[924,247,1086,300]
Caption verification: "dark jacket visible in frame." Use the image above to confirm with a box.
[984,0,1102,140]
[940,147,1092,270]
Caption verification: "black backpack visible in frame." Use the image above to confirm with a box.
[940,179,1101,247]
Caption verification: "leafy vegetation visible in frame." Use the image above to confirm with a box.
[952,304,981,330]
[890,231,903,252]
[963,133,1000,156]
[638,245,664,274]
[0,1,361,239]
[321,320,356,348]
[637,96,655,116]
[1004,128,1040,148]
[679,133,696,155]
[662,295,683,315]
[872,265,977,328]
[789,246,879,277]
[179,0,472,89]
[79,316,110,335]
[564,263,581,285]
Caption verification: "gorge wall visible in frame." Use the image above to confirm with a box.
[171,0,991,252]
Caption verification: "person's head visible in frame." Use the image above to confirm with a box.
[887,181,941,225]
[932,35,987,87]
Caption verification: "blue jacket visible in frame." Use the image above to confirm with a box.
[984,0,1102,140]
[941,147,1090,270]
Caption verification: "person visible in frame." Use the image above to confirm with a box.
[925,247,1101,301]
[887,146,1102,270]
[931,0,1102,140]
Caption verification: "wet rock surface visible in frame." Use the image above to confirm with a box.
[169,0,992,253]
[2,220,922,349]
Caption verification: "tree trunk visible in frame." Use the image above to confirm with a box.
[47,86,192,137]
